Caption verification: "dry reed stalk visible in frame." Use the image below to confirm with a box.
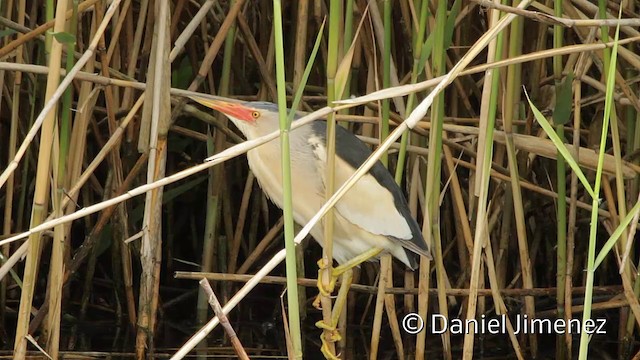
[237,217,284,274]
[199,279,250,360]
[369,254,390,360]
[13,0,59,353]
[565,35,588,358]
[176,271,622,295]
[15,153,148,336]
[442,133,474,254]
[504,109,538,357]
[293,0,310,94]
[291,11,310,333]
[228,172,255,273]
[135,0,171,356]
[538,298,632,317]
[0,0,122,189]
[382,262,404,360]
[236,13,278,101]
[415,255,431,359]
[0,0,100,59]
[482,231,525,360]
[120,0,148,109]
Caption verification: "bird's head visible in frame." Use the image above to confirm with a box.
[191,97,280,138]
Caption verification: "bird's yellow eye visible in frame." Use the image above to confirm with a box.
[251,111,260,119]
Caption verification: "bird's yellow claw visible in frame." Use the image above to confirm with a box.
[312,295,322,310]
[316,259,338,297]
[320,338,341,360]
[316,320,342,360]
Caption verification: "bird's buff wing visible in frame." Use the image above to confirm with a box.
[307,132,413,241]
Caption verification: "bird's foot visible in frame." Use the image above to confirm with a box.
[312,293,325,310]
[315,268,355,359]
[316,258,338,297]
[316,319,341,359]
[314,248,383,310]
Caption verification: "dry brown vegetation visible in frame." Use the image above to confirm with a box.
[1,0,640,359]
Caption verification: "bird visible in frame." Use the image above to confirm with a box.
[192,97,431,359]
[192,98,432,271]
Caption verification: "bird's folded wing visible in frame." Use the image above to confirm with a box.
[332,156,414,240]
[308,133,413,240]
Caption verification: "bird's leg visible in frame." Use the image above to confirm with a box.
[313,247,383,309]
[316,268,353,360]
[314,248,384,359]
[332,247,383,277]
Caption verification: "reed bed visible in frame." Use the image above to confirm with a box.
[1,0,640,359]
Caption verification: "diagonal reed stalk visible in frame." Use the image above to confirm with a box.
[0,0,122,190]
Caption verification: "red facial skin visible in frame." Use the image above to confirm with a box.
[210,101,256,123]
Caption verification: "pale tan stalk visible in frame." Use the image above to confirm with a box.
[135,0,170,357]
[13,0,71,357]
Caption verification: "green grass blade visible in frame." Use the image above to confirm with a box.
[335,7,367,101]
[589,3,623,272]
[288,18,326,123]
[593,201,640,270]
[525,90,595,198]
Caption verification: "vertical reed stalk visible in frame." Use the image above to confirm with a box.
[425,1,451,358]
[370,2,393,358]
[13,0,68,357]
[136,0,170,357]
[319,1,341,358]
[370,255,391,360]
[292,0,310,340]
[45,1,78,356]
[394,0,428,184]
[553,1,567,358]
[272,0,303,357]
[502,2,537,355]
[379,0,391,167]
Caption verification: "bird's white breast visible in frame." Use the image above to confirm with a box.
[246,137,325,230]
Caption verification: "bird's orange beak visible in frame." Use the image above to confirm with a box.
[190,97,254,122]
